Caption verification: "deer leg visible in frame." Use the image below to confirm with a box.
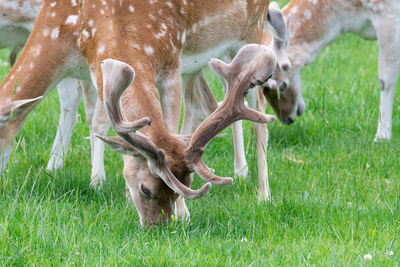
[232,120,249,178]
[158,69,191,220]
[214,54,249,178]
[80,80,97,131]
[248,87,271,201]
[46,78,82,171]
[373,18,400,141]
[181,72,218,134]
[158,69,182,134]
[90,97,110,188]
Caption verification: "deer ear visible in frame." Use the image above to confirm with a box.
[209,58,231,81]
[0,96,43,128]
[96,135,140,156]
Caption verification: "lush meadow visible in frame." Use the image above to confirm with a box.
[1,4,399,266]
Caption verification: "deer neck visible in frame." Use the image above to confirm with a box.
[283,0,349,70]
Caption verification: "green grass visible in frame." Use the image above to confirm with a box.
[1,12,400,267]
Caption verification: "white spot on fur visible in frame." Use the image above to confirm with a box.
[304,10,312,20]
[291,6,298,14]
[71,0,77,6]
[145,46,154,55]
[51,28,60,39]
[51,11,56,17]
[129,5,134,12]
[29,62,34,69]
[65,15,78,25]
[33,45,42,57]
[50,2,56,7]
[131,43,140,50]
[181,30,187,44]
[155,23,167,39]
[97,45,105,55]
[82,29,90,40]
[43,28,49,37]
[88,19,94,27]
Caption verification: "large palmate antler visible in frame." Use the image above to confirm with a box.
[100,59,211,200]
[186,44,277,183]
[100,44,276,199]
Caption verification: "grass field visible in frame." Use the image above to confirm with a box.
[1,4,400,267]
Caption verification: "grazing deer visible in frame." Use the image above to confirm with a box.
[264,0,400,141]
[0,0,97,172]
[181,2,291,201]
[0,0,276,226]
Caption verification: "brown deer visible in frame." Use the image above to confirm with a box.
[0,0,97,172]
[0,0,276,226]
[264,0,400,141]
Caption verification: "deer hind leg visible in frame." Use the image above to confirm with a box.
[232,120,249,178]
[90,96,110,188]
[80,80,97,131]
[46,78,82,171]
[248,87,271,201]
[373,18,400,141]
[181,71,218,134]
[158,69,182,133]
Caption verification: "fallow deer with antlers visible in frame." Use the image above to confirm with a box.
[0,0,277,225]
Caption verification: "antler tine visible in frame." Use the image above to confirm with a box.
[186,45,277,184]
[101,58,211,199]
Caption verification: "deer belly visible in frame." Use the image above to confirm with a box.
[0,25,30,49]
[180,40,244,74]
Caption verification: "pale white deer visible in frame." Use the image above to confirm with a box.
[264,0,400,141]
[0,0,97,172]
[0,0,277,226]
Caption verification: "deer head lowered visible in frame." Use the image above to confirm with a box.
[0,0,273,226]
[98,44,276,225]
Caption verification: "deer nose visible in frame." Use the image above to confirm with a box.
[264,79,277,90]
[279,81,288,92]
[281,62,291,71]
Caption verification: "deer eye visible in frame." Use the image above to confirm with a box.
[140,184,151,197]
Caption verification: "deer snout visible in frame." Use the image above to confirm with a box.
[281,61,291,71]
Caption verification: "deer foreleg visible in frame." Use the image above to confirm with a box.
[47,78,82,171]
[248,87,271,201]
[373,18,400,141]
[90,97,110,188]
